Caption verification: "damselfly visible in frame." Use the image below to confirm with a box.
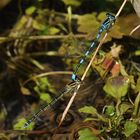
[72,13,116,81]
[22,79,81,128]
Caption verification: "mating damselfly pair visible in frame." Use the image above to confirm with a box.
[22,13,116,128]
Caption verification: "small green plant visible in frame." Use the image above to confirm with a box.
[78,128,100,140]
[78,75,139,139]
[34,77,55,103]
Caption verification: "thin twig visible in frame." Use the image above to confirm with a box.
[0,34,87,42]
[130,24,140,35]
[23,71,72,86]
[115,0,128,18]
[58,0,128,127]
[0,130,52,135]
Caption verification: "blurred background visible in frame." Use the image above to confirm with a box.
[0,0,140,140]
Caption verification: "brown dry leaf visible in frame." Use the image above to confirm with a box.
[110,44,122,58]
[111,62,120,77]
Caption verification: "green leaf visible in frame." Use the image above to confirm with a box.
[40,93,52,102]
[40,77,55,93]
[13,118,34,130]
[15,16,28,30]
[120,103,132,115]
[62,0,81,6]
[135,76,140,93]
[103,76,129,100]
[39,77,49,85]
[79,106,107,122]
[21,87,31,95]
[34,77,55,95]
[25,6,36,15]
[134,50,140,56]
[49,27,60,35]
[33,20,46,30]
[104,105,115,116]
[40,26,49,35]
[124,121,137,137]
[34,86,40,94]
[78,128,99,140]
[78,106,98,115]
[84,117,95,122]
[97,12,106,21]
[77,13,100,34]
[39,77,49,91]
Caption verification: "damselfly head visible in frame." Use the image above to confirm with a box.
[106,13,116,22]
[106,13,115,19]
[106,13,116,27]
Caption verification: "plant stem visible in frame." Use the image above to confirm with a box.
[133,92,140,117]
[116,99,121,116]
[67,6,73,33]
[130,24,140,35]
[23,71,72,86]
[0,34,87,43]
